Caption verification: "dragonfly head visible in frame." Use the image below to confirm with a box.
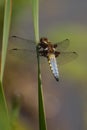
[40,37,49,44]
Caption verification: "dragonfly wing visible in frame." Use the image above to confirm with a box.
[8,36,36,51]
[56,52,78,65]
[7,49,37,62]
[5,49,38,89]
[54,39,70,51]
[7,36,37,68]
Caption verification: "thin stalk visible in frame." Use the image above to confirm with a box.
[32,0,47,129]
[0,0,12,130]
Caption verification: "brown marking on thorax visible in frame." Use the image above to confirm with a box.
[47,42,55,53]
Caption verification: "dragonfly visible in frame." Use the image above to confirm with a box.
[8,36,78,81]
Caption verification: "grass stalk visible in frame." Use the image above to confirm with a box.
[0,0,12,130]
[32,0,47,130]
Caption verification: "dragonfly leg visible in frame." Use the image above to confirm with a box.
[38,50,48,57]
[53,44,57,48]
[38,42,48,49]
[55,51,60,57]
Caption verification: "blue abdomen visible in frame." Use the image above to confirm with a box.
[48,54,59,81]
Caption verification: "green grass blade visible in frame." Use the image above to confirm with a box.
[1,0,12,82]
[32,0,39,43]
[0,0,12,130]
[32,0,47,130]
[36,48,47,130]
[0,81,10,130]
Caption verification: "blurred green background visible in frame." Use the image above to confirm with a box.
[0,0,87,130]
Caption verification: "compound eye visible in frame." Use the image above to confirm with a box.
[40,38,45,42]
[40,37,48,43]
[40,38,43,42]
[44,38,47,41]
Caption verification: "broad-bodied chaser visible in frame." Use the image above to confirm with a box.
[8,36,78,81]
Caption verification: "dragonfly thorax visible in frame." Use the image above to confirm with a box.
[47,43,55,53]
[38,39,56,57]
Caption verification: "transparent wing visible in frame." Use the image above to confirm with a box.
[7,49,37,62]
[54,39,70,51]
[8,36,36,51]
[6,36,37,77]
[57,52,78,65]
[6,46,38,82]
